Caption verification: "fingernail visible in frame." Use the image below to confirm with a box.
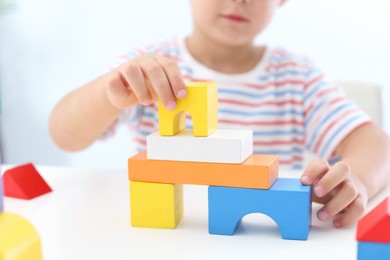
[333,220,341,228]
[166,100,177,110]
[177,89,187,99]
[318,210,329,221]
[141,99,151,106]
[314,186,324,197]
[301,176,310,184]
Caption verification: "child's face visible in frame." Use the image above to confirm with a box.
[190,0,284,46]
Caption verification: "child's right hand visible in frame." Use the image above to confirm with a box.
[106,55,187,110]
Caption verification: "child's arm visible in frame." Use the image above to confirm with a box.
[301,123,390,228]
[49,55,186,151]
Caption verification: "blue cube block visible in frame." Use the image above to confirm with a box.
[208,178,311,240]
[358,242,390,260]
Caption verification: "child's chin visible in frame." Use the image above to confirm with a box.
[217,33,254,47]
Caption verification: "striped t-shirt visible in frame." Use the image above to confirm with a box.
[108,36,371,169]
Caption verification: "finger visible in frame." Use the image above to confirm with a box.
[332,195,366,228]
[119,60,152,105]
[107,71,132,99]
[300,158,330,185]
[155,56,186,99]
[317,180,359,222]
[312,187,340,205]
[138,58,176,110]
[145,78,158,101]
[313,161,350,198]
[106,72,138,109]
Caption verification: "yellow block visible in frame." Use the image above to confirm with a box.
[0,213,42,260]
[158,82,218,137]
[130,181,183,229]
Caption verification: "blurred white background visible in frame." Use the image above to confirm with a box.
[0,0,389,168]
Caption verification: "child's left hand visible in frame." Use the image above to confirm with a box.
[300,158,368,228]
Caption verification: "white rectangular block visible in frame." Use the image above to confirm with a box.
[147,129,253,164]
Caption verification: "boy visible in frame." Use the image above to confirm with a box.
[49,0,390,228]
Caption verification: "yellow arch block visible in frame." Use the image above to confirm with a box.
[130,181,183,229]
[0,213,42,260]
[158,82,218,136]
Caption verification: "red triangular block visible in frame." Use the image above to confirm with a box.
[356,197,390,243]
[0,176,3,211]
[3,163,52,200]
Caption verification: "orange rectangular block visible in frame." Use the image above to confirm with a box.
[128,151,278,189]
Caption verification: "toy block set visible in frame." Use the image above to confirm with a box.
[0,163,50,259]
[356,197,390,260]
[128,82,312,240]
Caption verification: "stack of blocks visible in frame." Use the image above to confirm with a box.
[128,82,312,240]
[356,197,390,259]
[0,164,47,260]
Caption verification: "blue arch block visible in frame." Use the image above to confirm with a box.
[208,178,311,240]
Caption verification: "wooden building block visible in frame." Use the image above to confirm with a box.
[158,82,218,137]
[0,212,42,260]
[357,242,390,260]
[147,129,253,164]
[3,163,52,200]
[356,197,390,243]
[208,178,312,240]
[130,181,183,229]
[128,151,278,189]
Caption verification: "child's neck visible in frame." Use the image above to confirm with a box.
[186,32,265,74]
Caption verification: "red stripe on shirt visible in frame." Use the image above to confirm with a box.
[243,80,305,90]
[140,120,155,129]
[219,119,304,126]
[254,138,303,146]
[279,155,304,165]
[304,74,324,91]
[219,98,303,108]
[305,97,351,141]
[313,108,360,154]
[266,61,310,71]
[304,96,347,117]
[133,136,147,146]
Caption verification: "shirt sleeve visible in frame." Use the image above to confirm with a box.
[303,63,372,160]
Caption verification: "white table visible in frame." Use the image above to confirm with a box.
[1,165,389,260]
